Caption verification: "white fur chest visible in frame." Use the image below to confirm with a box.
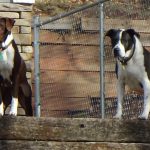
[0,45,15,80]
[119,55,147,90]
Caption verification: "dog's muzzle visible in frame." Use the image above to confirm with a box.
[114,48,120,58]
[113,48,127,65]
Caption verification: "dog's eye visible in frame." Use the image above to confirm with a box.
[121,39,128,44]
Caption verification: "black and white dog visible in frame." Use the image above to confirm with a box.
[106,28,150,119]
[0,17,33,116]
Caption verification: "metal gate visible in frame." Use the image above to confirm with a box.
[33,0,150,118]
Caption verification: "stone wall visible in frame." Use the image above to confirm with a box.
[0,0,35,85]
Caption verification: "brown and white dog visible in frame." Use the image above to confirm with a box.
[106,29,150,119]
[0,17,33,116]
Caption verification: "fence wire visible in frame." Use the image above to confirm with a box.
[34,0,150,118]
[39,3,101,118]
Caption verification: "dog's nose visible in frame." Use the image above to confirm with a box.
[114,48,120,57]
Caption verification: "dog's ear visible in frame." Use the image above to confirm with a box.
[126,29,140,39]
[105,29,117,38]
[5,18,15,31]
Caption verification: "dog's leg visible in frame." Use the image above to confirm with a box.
[0,90,4,116]
[0,101,4,116]
[9,82,19,116]
[9,97,18,116]
[139,78,150,119]
[114,79,125,119]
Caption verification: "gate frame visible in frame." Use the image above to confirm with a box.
[33,0,110,117]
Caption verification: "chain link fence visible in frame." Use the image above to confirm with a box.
[33,0,150,118]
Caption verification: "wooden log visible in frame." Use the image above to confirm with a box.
[0,141,150,150]
[0,117,150,143]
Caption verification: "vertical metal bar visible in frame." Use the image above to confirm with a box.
[33,16,41,117]
[99,3,105,118]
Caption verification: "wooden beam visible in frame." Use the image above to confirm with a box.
[0,140,150,150]
[0,117,150,143]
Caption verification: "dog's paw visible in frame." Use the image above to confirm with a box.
[138,114,148,120]
[9,107,17,116]
[9,98,18,116]
[0,109,4,116]
[9,111,17,116]
[0,112,4,116]
[113,113,122,119]
[0,103,4,116]
[9,108,17,116]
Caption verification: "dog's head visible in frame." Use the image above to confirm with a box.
[105,29,140,63]
[0,17,15,42]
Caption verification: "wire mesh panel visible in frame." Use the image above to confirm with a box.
[39,4,102,117]
[104,0,150,119]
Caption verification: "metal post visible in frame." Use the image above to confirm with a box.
[33,16,41,117]
[99,3,105,118]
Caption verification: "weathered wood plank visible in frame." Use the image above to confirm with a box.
[82,18,150,33]
[40,18,72,30]
[40,57,115,72]
[39,70,116,90]
[35,71,116,97]
[33,71,115,98]
[40,30,150,47]
[0,117,150,143]
[38,82,100,97]
[40,30,99,45]
[40,44,99,59]
[40,97,92,117]
[40,57,100,71]
[39,43,115,72]
[0,3,32,12]
[39,18,150,34]
[0,141,150,150]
